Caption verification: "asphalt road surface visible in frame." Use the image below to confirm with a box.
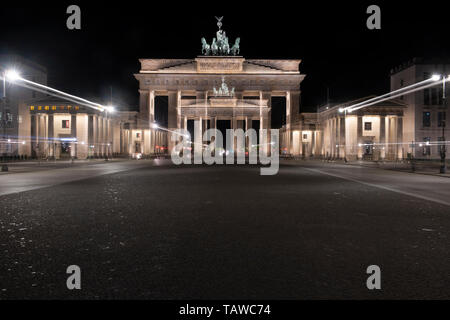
[1,160,450,299]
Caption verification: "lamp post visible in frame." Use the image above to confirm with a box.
[1,71,7,171]
[1,70,20,171]
[105,105,115,161]
[440,76,447,174]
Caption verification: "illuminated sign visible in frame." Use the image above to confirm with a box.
[30,105,80,111]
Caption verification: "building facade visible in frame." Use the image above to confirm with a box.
[390,58,450,159]
[282,59,449,161]
[23,98,123,159]
[0,55,48,156]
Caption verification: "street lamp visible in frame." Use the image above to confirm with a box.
[431,74,442,82]
[105,105,115,113]
[5,69,20,82]
[1,69,21,171]
[104,106,116,160]
[440,75,448,174]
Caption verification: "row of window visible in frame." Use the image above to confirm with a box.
[421,137,446,155]
[422,111,446,127]
[400,73,448,105]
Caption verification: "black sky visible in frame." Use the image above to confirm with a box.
[1,1,449,113]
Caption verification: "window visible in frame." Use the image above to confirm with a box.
[424,85,443,105]
[364,122,372,131]
[303,134,308,140]
[62,120,70,128]
[424,88,430,105]
[438,111,446,127]
[423,112,431,127]
[6,111,12,122]
[423,137,431,156]
[431,88,438,105]
[136,132,141,138]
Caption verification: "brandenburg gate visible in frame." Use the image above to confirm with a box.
[134,18,305,155]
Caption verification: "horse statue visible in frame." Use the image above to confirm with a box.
[201,37,210,55]
[221,37,230,55]
[211,38,219,55]
[230,37,240,55]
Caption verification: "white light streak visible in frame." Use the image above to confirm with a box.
[0,74,105,111]
[341,76,446,113]
[348,77,450,112]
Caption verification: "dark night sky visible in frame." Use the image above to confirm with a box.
[1,1,449,114]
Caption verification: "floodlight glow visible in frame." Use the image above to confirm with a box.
[431,74,441,81]
[338,108,344,113]
[105,106,115,113]
[151,123,158,129]
[5,69,20,81]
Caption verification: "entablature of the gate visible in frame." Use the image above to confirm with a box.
[180,107,269,118]
[134,73,305,92]
[180,98,268,108]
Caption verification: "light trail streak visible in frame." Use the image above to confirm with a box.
[1,75,105,111]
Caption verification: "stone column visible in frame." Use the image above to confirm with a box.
[177,90,182,130]
[330,118,335,158]
[261,92,271,151]
[97,116,102,156]
[194,117,203,160]
[107,118,111,157]
[104,117,108,156]
[287,91,300,154]
[357,115,363,160]
[340,116,345,159]
[128,129,133,155]
[168,91,178,154]
[149,90,155,122]
[311,131,316,156]
[397,116,403,160]
[379,115,386,160]
[71,114,77,158]
[334,117,339,158]
[88,115,94,158]
[48,114,54,158]
[139,90,149,121]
